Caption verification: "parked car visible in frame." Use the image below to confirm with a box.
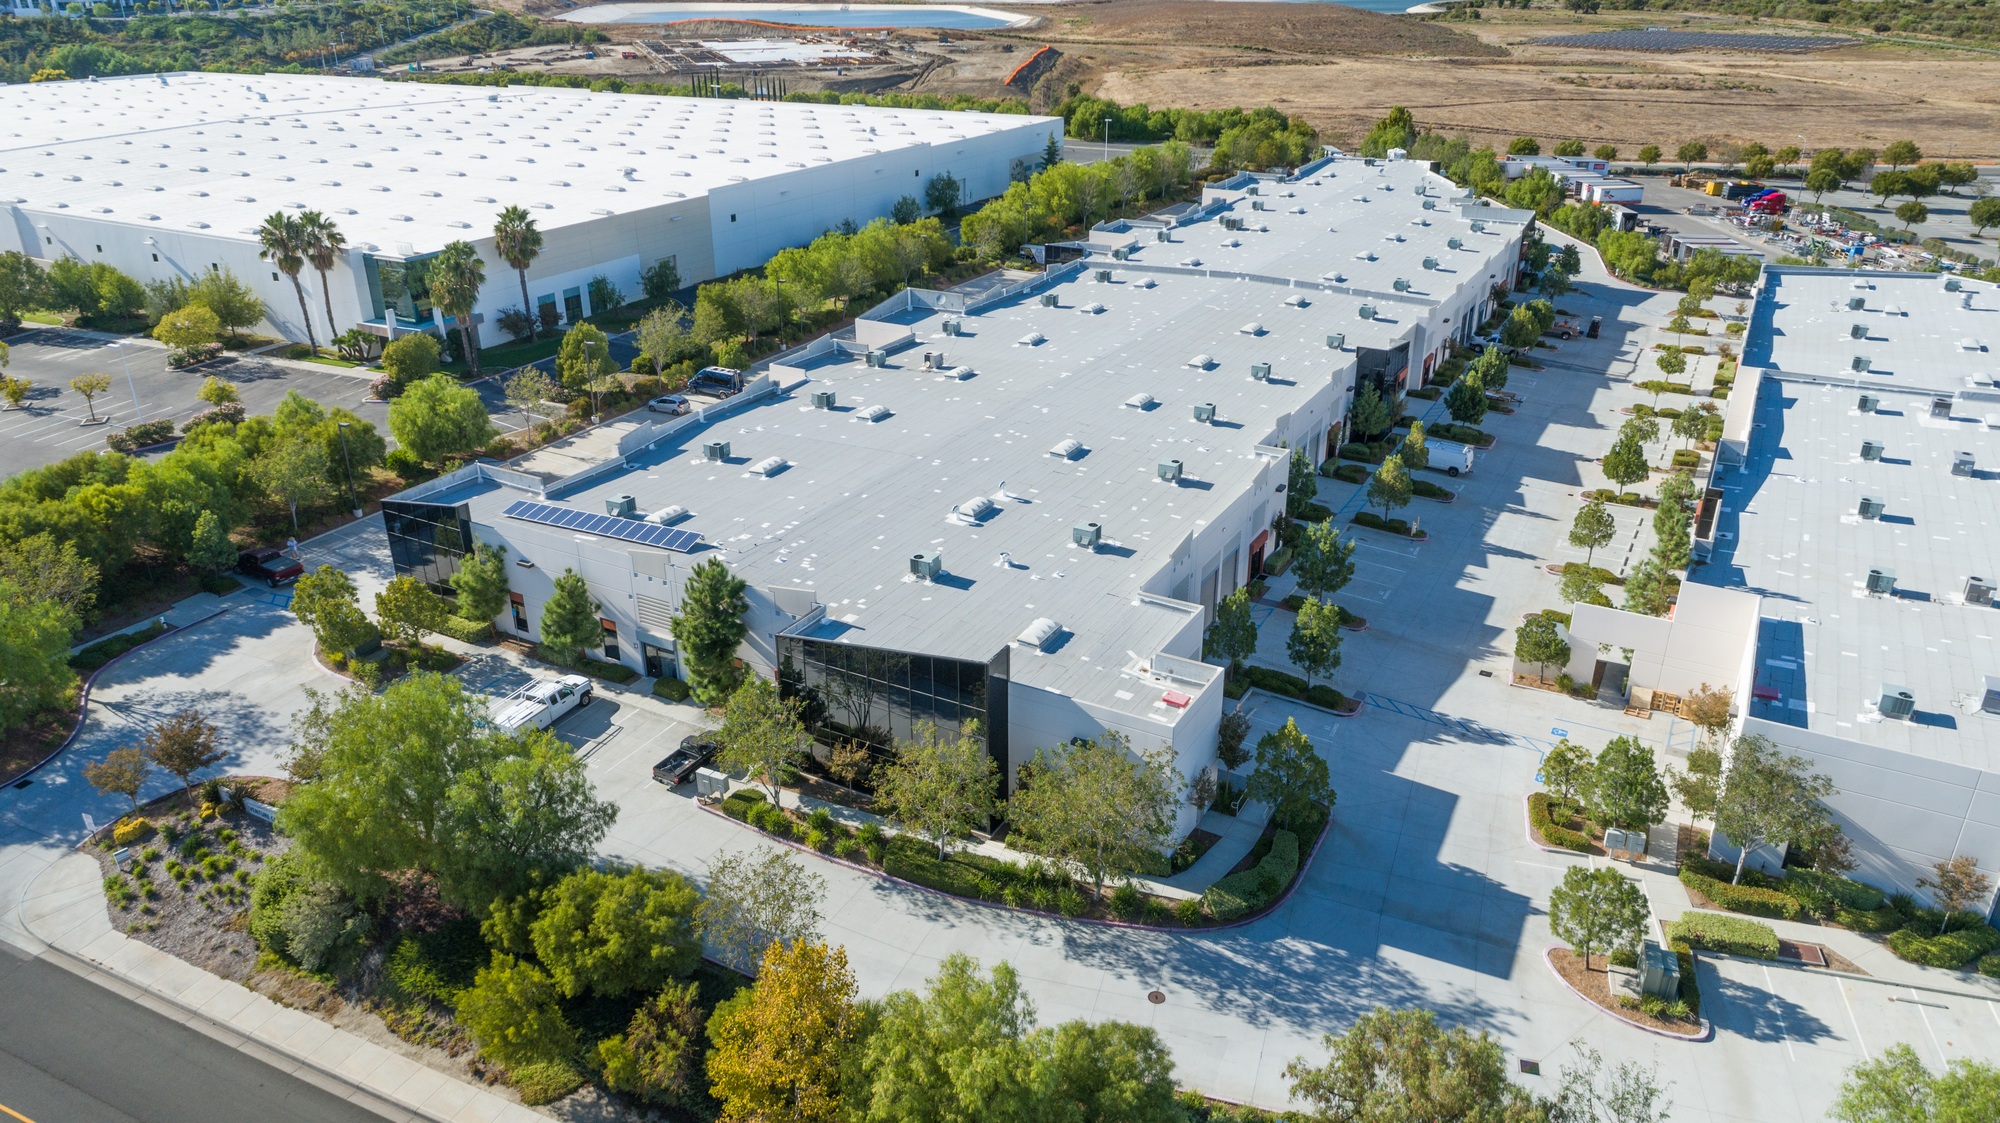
[647,394,690,415]
[1548,319,1582,340]
[492,674,594,734]
[653,735,720,786]
[236,547,303,587]
[1587,316,1603,339]
[688,366,743,398]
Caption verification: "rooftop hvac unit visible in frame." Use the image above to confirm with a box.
[1158,459,1184,483]
[1965,576,1995,607]
[910,552,942,582]
[1954,450,1976,476]
[1422,199,1436,211]
[1040,292,1059,308]
[864,350,887,367]
[1860,440,1884,461]
[941,319,962,336]
[1933,395,1954,419]
[1865,566,1896,593]
[924,351,946,369]
[1984,676,2000,715]
[1851,323,1867,339]
[1470,220,1487,232]
[703,440,731,462]
[1447,237,1463,250]
[1094,268,1112,282]
[1877,685,1915,720]
[1859,496,1886,520]
[1945,277,1963,292]
[1251,199,1267,211]
[1250,362,1272,382]
[1246,185,1260,196]
[1155,228,1170,242]
[1849,295,1866,311]
[1858,394,1879,413]
[1422,256,1438,271]
[1112,247,1129,261]
[1359,305,1377,320]
[1193,402,1216,423]
[1393,278,1411,292]
[1851,355,1869,373]
[811,390,836,411]
[1072,522,1102,550]
[1327,333,1347,350]
[605,494,637,518]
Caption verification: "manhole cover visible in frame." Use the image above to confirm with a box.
[1146,990,1165,1004]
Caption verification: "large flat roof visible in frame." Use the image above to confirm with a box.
[0,72,1047,257]
[1700,371,2000,769]
[1745,267,2000,392]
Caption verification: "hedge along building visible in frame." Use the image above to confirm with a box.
[0,72,1056,345]
[377,153,1528,840]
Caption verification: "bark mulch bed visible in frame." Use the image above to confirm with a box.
[1548,947,1706,1039]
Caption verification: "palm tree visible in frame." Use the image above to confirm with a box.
[298,211,347,345]
[492,205,544,341]
[429,240,487,377]
[257,212,316,353]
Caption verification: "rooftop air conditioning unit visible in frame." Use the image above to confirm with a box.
[1251,199,1267,211]
[1250,362,1272,382]
[941,319,962,336]
[1155,228,1170,242]
[1040,292,1059,308]
[1393,278,1412,292]
[1933,396,1954,419]
[1865,566,1896,593]
[1858,394,1879,413]
[605,494,637,518]
[1877,685,1915,720]
[1422,257,1438,270]
[910,552,942,582]
[811,390,836,410]
[1849,295,1866,311]
[1954,450,1975,476]
[1859,496,1886,520]
[1984,675,2000,715]
[1073,522,1102,550]
[1965,576,1995,607]
[1112,248,1129,261]
[1422,199,1436,211]
[1860,440,1884,461]
[864,350,887,367]
[1447,237,1463,250]
[703,440,731,462]
[1193,403,1216,423]
[1246,185,1260,196]
[1094,268,1112,282]
[1851,323,1867,339]
[1852,355,1869,373]
[1945,277,1963,292]
[1327,333,1346,350]
[1359,305,1377,321]
[1158,459,1184,483]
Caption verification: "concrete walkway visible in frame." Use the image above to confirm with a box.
[1160,803,1273,894]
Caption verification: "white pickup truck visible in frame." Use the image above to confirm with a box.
[492,674,594,734]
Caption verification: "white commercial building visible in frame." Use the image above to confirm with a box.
[379,154,1528,837]
[0,72,1056,343]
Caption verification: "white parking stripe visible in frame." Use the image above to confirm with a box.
[1762,966,1797,1061]
[1909,987,1947,1066]
[1838,980,1870,1061]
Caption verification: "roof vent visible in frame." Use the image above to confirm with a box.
[1865,566,1895,593]
[1859,496,1885,521]
[703,440,731,462]
[858,404,891,422]
[1850,323,1867,340]
[1877,685,1915,720]
[1240,322,1264,335]
[1471,220,1487,232]
[1965,576,1995,607]
[1284,294,1308,307]
[1849,295,1866,311]
[945,365,975,380]
[1078,302,1105,315]
[811,389,836,410]
[1158,459,1185,483]
[1050,438,1083,459]
[749,456,788,477]
[1359,305,1377,321]
[1125,392,1155,410]
[1982,676,2000,714]
[1932,395,1954,419]
[1860,440,1883,461]
[1073,522,1102,550]
[1447,237,1463,250]
[1188,354,1214,369]
[1193,403,1216,423]
[1327,333,1347,350]
[605,494,637,518]
[1422,257,1438,270]
[1945,277,1963,292]
[1017,332,1045,346]
[1953,450,1975,476]
[1041,292,1059,308]
[1017,617,1063,651]
[1393,278,1412,292]
[1250,363,1272,382]
[1852,355,1869,373]
[911,552,943,582]
[647,505,689,525]
[956,495,997,522]
[1858,394,1878,413]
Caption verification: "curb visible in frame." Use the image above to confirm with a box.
[1238,685,1365,719]
[4,605,233,789]
[1675,911,2000,1005]
[1542,946,1711,1042]
[1521,795,1602,859]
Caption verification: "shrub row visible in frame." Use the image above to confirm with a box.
[651,676,692,702]
[1204,830,1299,921]
[1294,501,1334,524]
[1528,793,1591,853]
[1778,867,1884,918]
[1981,953,2000,979]
[1886,919,2000,970]
[1835,905,1906,933]
[1424,421,1490,446]
[570,656,640,684]
[718,789,767,822]
[1667,913,1780,959]
[1678,864,1801,921]
[1411,479,1453,501]
[1230,664,1351,711]
[105,419,178,453]
[112,816,155,845]
[432,615,492,644]
[70,620,172,672]
[1351,511,1416,536]
[1330,463,1370,484]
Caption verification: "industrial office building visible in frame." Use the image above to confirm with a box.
[0,72,1056,343]
[377,154,1528,833]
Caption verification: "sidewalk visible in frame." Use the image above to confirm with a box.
[22,851,546,1123]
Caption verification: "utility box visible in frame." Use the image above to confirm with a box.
[1640,942,1681,999]
[693,768,729,799]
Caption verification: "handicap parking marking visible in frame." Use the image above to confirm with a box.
[1342,577,1394,604]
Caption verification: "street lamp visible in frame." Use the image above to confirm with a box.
[107,341,140,424]
[338,421,359,518]
[1103,116,1112,163]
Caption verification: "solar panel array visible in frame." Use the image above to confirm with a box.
[503,500,703,553]
[1532,30,1854,52]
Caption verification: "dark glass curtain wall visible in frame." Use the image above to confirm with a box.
[778,636,1011,794]
[382,499,473,594]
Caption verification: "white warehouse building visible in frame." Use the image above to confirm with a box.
[378,155,1529,835]
[0,72,1057,344]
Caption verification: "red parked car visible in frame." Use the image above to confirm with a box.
[236,547,304,587]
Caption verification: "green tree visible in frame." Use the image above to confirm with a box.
[716,675,811,803]
[153,303,221,352]
[1593,735,1669,830]
[70,372,112,423]
[1359,106,1417,158]
[1895,201,1929,232]
[388,373,495,466]
[1548,865,1650,970]
[1349,382,1390,441]
[1675,141,1708,171]
[1507,136,1541,156]
[458,954,576,1070]
[530,865,702,997]
[1514,615,1569,681]
[670,558,749,704]
[142,707,223,803]
[852,954,1044,1123]
[1007,731,1180,896]
[1671,748,1723,826]
[1205,586,1259,671]
[597,980,707,1107]
[537,567,600,667]
[428,240,488,377]
[1601,432,1649,492]
[706,940,861,1123]
[291,565,375,655]
[378,332,441,394]
[698,848,825,976]
[1501,304,1540,350]
[83,745,150,813]
[1832,1044,2000,1123]
[374,574,449,650]
[0,534,99,622]
[1775,144,1802,173]
[1541,738,1594,805]
[1245,716,1333,831]
[1286,596,1344,692]
[0,582,76,732]
[1969,196,2000,238]
[492,204,545,342]
[1569,498,1616,568]
[1622,557,1673,617]
[187,509,237,573]
[503,366,556,432]
[1594,144,1619,162]
[197,375,240,407]
[1472,342,1511,393]
[1918,855,1991,932]
[1714,733,1837,885]
[257,211,317,353]
[1043,1019,1182,1123]
[1287,448,1319,519]
[1869,171,1908,205]
[1807,167,1841,205]
[1552,1043,1674,1123]
[1402,418,1431,472]
[187,267,264,341]
[1672,407,1706,449]
[555,320,616,393]
[1446,370,1488,426]
[0,250,47,333]
[1553,139,1586,158]
[1881,139,1920,170]
[1637,144,1661,167]
[634,303,696,373]
[249,432,332,535]
[447,542,509,635]
[875,720,1000,859]
[1559,566,1607,607]
[1291,519,1356,605]
[298,211,346,344]
[1286,1007,1539,1123]
[1652,503,1691,572]
[1367,454,1412,521]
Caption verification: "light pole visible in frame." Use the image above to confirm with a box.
[338,421,359,518]
[1103,116,1111,163]
[107,341,140,424]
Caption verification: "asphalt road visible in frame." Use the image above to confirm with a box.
[0,942,389,1123]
